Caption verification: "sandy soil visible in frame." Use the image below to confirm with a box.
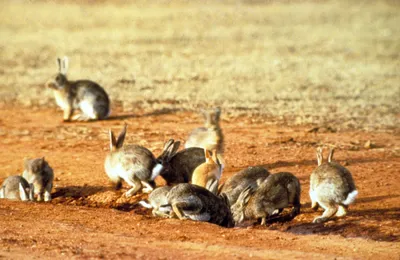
[0,106,399,259]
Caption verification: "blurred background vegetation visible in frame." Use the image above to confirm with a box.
[0,0,398,130]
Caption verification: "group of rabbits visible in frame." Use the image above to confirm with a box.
[0,57,358,228]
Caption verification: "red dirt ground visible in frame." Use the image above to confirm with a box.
[0,106,399,259]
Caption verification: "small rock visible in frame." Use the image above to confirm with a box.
[364,140,374,149]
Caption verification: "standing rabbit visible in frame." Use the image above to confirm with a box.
[104,125,163,197]
[185,107,224,155]
[310,147,358,223]
[165,183,234,227]
[22,157,54,202]
[46,56,110,121]
[220,166,270,206]
[0,176,33,201]
[231,172,301,226]
[139,186,173,218]
[191,149,222,194]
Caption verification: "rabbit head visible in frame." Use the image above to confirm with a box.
[156,139,181,178]
[24,157,45,179]
[47,57,69,90]
[202,107,221,129]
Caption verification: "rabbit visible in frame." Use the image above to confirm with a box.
[104,124,163,197]
[165,183,234,227]
[220,166,270,207]
[231,172,301,226]
[22,157,54,202]
[310,147,358,223]
[156,140,205,184]
[46,56,110,121]
[157,140,225,185]
[191,149,222,194]
[185,107,224,155]
[138,186,173,218]
[0,176,34,201]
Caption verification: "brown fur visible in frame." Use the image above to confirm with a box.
[191,149,220,192]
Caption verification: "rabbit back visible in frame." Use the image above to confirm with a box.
[221,166,270,206]
[310,163,357,206]
[105,145,157,182]
[72,81,110,119]
[191,157,221,191]
[257,172,301,211]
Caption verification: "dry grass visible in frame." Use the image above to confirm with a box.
[0,0,399,130]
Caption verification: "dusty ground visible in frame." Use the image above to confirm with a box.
[0,107,399,259]
[0,0,399,258]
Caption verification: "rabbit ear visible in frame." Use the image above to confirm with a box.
[237,186,253,208]
[217,182,225,195]
[57,58,62,73]
[167,140,180,159]
[109,129,117,151]
[163,139,174,152]
[29,183,34,201]
[317,147,323,166]
[204,149,212,161]
[328,148,335,163]
[159,139,174,159]
[61,56,69,75]
[211,150,218,162]
[19,183,28,201]
[206,179,219,195]
[214,107,221,121]
[0,186,4,198]
[220,192,230,206]
[115,124,127,149]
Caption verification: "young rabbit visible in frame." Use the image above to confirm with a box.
[0,176,33,201]
[104,125,163,197]
[22,157,54,202]
[139,186,173,218]
[231,172,301,226]
[220,166,270,206]
[191,149,222,194]
[185,107,224,154]
[310,147,358,223]
[46,56,110,121]
[165,183,234,227]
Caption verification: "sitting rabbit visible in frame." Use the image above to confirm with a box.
[185,107,224,155]
[22,157,54,202]
[0,176,33,201]
[310,147,358,223]
[46,56,110,121]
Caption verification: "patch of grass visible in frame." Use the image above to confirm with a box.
[0,0,399,130]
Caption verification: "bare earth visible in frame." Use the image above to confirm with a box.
[0,107,399,259]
